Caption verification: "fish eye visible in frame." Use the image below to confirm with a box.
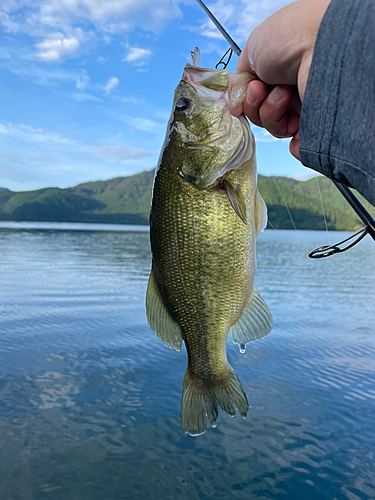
[176,97,190,112]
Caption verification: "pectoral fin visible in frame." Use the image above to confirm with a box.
[255,189,268,235]
[146,269,182,352]
[229,287,272,347]
[224,180,248,224]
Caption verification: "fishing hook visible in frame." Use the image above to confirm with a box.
[216,47,233,69]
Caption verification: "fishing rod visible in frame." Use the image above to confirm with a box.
[309,181,375,258]
[195,0,375,258]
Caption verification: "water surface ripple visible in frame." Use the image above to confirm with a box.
[0,225,374,500]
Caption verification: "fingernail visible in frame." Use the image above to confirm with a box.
[246,86,256,105]
[268,87,283,105]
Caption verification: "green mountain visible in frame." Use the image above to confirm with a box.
[0,169,373,230]
[258,175,375,231]
[0,170,154,225]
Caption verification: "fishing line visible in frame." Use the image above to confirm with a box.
[341,266,375,319]
[272,177,297,231]
[272,176,314,257]
[316,176,375,319]
[267,220,277,230]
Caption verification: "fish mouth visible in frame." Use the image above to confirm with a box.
[182,64,229,91]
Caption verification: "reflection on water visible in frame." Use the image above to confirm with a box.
[0,225,374,499]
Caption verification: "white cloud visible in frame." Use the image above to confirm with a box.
[92,145,152,162]
[76,72,89,90]
[195,0,293,45]
[111,113,160,133]
[70,92,102,102]
[122,96,144,105]
[124,46,152,65]
[1,0,295,69]
[0,119,153,165]
[104,76,119,94]
[36,36,80,61]
[37,0,183,30]
[235,0,292,43]
[0,11,20,32]
[2,0,184,40]
[200,27,225,40]
[8,63,78,86]
[0,0,26,14]
[0,121,77,146]
[197,1,235,39]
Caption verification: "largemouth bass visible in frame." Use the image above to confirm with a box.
[146,51,272,436]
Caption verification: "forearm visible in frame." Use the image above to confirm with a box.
[300,0,375,207]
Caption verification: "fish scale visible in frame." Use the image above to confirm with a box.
[146,58,272,435]
[151,159,254,359]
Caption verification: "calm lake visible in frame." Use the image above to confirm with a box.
[0,223,374,500]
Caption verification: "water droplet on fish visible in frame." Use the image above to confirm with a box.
[239,344,246,354]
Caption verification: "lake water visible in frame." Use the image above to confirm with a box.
[0,223,374,500]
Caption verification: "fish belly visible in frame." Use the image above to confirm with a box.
[148,155,257,435]
[150,156,256,368]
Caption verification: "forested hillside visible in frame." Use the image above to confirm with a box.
[1,170,373,231]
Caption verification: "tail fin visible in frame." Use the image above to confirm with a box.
[181,366,249,436]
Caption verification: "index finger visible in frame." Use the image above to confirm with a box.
[236,43,256,76]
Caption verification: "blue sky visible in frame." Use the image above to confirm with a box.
[0,0,315,192]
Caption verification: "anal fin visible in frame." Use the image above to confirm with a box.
[230,286,272,347]
[146,268,182,352]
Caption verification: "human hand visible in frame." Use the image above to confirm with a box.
[236,0,331,159]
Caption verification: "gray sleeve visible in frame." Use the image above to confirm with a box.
[299,0,375,207]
